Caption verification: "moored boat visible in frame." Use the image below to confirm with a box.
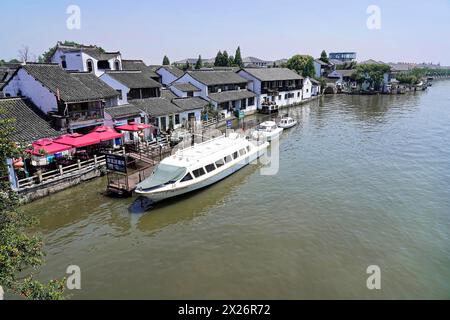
[253,121,283,141]
[135,133,269,202]
[278,117,297,129]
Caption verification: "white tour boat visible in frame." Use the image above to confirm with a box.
[253,121,284,141]
[278,117,297,129]
[135,133,269,202]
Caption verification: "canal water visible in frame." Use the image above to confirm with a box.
[23,81,450,299]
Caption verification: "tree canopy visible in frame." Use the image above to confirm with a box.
[354,63,391,90]
[195,55,203,70]
[162,55,170,66]
[0,112,65,300]
[320,50,329,63]
[286,55,315,78]
[234,46,243,67]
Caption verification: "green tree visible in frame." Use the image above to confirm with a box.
[320,50,329,63]
[286,55,315,78]
[354,63,391,91]
[228,55,235,67]
[214,51,223,67]
[182,61,191,71]
[222,51,230,67]
[234,46,243,67]
[0,111,65,300]
[162,55,170,66]
[195,55,203,70]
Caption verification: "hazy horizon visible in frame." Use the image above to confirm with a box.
[1,0,449,65]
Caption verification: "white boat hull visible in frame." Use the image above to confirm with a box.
[136,145,267,202]
[278,121,297,129]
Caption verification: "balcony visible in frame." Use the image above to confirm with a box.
[68,110,104,128]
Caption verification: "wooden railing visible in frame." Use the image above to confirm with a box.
[16,153,119,190]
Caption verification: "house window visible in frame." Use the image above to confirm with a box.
[61,56,67,69]
[278,95,281,100]
[187,91,194,97]
[97,60,110,70]
[298,92,301,97]
[175,114,180,125]
[248,97,255,106]
[87,59,93,73]
[241,99,247,110]
[285,94,288,99]
[114,60,120,70]
[160,116,167,130]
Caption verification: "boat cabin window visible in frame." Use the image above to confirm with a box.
[205,164,216,173]
[181,173,193,182]
[239,149,246,156]
[192,168,206,178]
[246,146,251,152]
[215,159,225,168]
[233,151,239,160]
[224,155,232,163]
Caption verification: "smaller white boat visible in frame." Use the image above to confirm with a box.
[278,117,297,129]
[254,121,283,141]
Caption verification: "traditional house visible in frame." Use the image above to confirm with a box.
[243,57,273,68]
[121,60,161,83]
[310,78,321,96]
[2,63,119,132]
[174,70,256,118]
[69,71,119,107]
[50,42,122,77]
[0,97,60,144]
[0,97,62,190]
[169,82,202,98]
[314,59,335,78]
[238,68,303,110]
[302,77,313,100]
[156,66,185,86]
[100,70,162,105]
[131,98,183,131]
[172,97,209,126]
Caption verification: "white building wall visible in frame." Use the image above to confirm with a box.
[3,69,58,114]
[302,78,312,100]
[156,68,180,86]
[174,74,209,99]
[99,74,130,105]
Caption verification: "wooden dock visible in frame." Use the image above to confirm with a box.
[105,140,172,197]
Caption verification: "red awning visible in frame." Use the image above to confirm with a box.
[29,138,72,156]
[84,126,123,142]
[53,133,101,148]
[115,122,152,132]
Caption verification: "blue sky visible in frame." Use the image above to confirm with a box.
[1,0,449,65]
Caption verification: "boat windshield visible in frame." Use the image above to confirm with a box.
[137,164,186,191]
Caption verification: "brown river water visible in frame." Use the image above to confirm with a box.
[21,80,450,299]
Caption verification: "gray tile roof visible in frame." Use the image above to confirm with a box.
[122,60,159,79]
[188,70,248,86]
[310,78,320,85]
[157,66,185,78]
[18,64,114,103]
[160,89,178,100]
[172,82,201,92]
[131,98,182,117]
[69,72,119,99]
[105,70,162,89]
[172,97,208,111]
[104,104,142,119]
[208,90,256,104]
[57,43,121,61]
[241,68,303,81]
[0,98,60,143]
